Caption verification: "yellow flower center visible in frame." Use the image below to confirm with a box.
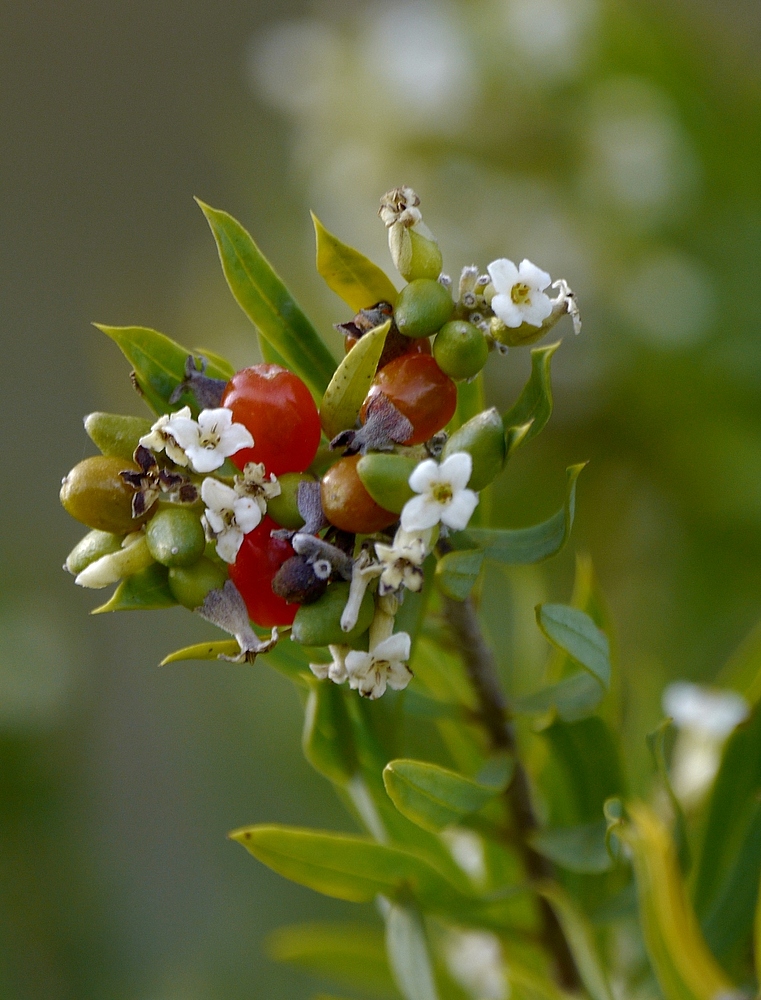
[432,482,453,504]
[511,282,532,305]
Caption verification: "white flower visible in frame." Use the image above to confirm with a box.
[162,407,254,474]
[375,527,432,595]
[444,930,508,1000]
[309,644,350,685]
[401,453,478,532]
[139,407,193,466]
[345,632,413,700]
[201,477,262,563]
[487,257,553,329]
[234,461,281,514]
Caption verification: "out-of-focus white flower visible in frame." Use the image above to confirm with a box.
[165,407,254,474]
[309,644,350,685]
[345,632,412,699]
[201,477,262,563]
[139,407,194,467]
[441,828,487,885]
[444,930,509,1000]
[375,527,432,595]
[487,258,553,329]
[401,453,478,532]
[663,681,749,808]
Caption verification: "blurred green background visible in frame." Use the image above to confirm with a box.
[1,0,760,996]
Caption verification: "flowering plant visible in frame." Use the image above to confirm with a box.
[60,189,760,999]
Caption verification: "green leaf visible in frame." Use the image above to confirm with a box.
[530,821,612,874]
[92,563,176,613]
[197,200,336,396]
[84,412,154,461]
[619,803,736,1000]
[320,320,390,439]
[160,640,242,665]
[463,464,585,565]
[229,824,467,913]
[269,922,397,998]
[190,346,235,379]
[514,672,604,722]
[541,718,626,826]
[383,758,510,832]
[536,604,610,690]
[385,904,438,1000]
[716,617,761,707]
[257,330,289,367]
[693,705,761,962]
[303,681,357,785]
[755,871,761,986]
[646,719,690,872]
[313,213,399,311]
[96,325,233,415]
[502,342,560,451]
[435,549,484,601]
[538,884,615,1000]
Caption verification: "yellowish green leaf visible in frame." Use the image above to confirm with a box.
[313,213,398,311]
[159,640,242,665]
[320,320,391,438]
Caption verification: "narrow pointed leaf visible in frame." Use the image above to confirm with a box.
[755,871,761,986]
[383,758,510,832]
[197,200,336,395]
[435,549,484,601]
[96,325,232,415]
[539,884,615,1000]
[160,640,242,665]
[190,347,235,379]
[502,342,560,450]
[313,213,398,311]
[463,464,585,565]
[619,803,735,1000]
[514,672,604,722]
[530,821,612,873]
[320,320,391,438]
[303,681,357,785]
[92,563,176,613]
[385,904,439,1000]
[646,720,690,872]
[536,604,610,689]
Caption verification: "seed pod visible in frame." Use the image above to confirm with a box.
[442,408,506,491]
[168,557,228,609]
[65,529,124,576]
[433,321,489,381]
[356,453,417,514]
[394,279,454,339]
[291,582,374,647]
[84,412,153,462]
[391,227,444,282]
[321,455,397,534]
[146,506,206,567]
[268,472,314,530]
[60,455,154,533]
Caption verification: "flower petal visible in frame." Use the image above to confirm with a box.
[441,489,479,531]
[487,258,519,293]
[401,494,442,532]
[386,660,413,691]
[408,458,441,494]
[186,446,226,473]
[220,422,255,454]
[521,292,553,328]
[373,631,411,663]
[164,416,200,450]
[438,451,472,492]
[201,477,237,509]
[491,294,525,328]
[518,259,552,290]
[233,497,263,535]
[216,528,244,563]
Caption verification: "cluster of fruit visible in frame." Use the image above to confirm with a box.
[60,187,578,695]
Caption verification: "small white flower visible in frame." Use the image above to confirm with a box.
[487,257,553,329]
[164,407,254,474]
[345,632,413,700]
[201,477,262,563]
[375,527,432,595]
[401,453,479,532]
[139,407,193,466]
[309,644,350,685]
[234,461,281,514]
[444,930,508,1000]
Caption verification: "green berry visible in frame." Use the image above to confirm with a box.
[168,558,228,609]
[146,507,206,567]
[65,529,124,576]
[356,453,417,514]
[433,321,489,381]
[442,407,506,491]
[84,412,153,462]
[394,278,454,339]
[401,229,444,282]
[268,472,314,529]
[291,582,374,647]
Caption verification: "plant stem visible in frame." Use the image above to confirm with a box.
[441,593,581,992]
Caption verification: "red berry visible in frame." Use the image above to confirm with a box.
[344,327,431,369]
[361,354,457,445]
[321,455,397,534]
[229,516,298,627]
[221,364,321,476]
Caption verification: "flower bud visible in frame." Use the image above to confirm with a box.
[433,321,489,381]
[60,455,155,533]
[268,472,314,530]
[146,506,206,567]
[394,279,454,340]
[65,529,123,576]
[442,408,506,491]
[291,582,374,647]
[168,557,228,609]
[84,412,153,462]
[389,225,443,282]
[356,453,417,514]
[74,533,154,589]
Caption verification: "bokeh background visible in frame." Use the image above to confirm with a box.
[1,0,760,996]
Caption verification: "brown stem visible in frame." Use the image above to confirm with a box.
[441,593,581,992]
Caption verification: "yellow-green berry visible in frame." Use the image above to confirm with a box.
[394,279,454,339]
[433,320,489,381]
[168,558,228,609]
[146,506,206,567]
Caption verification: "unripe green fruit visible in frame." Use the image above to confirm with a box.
[433,321,489,381]
[268,472,314,529]
[60,455,152,533]
[84,412,153,462]
[400,229,444,282]
[394,279,454,339]
[146,507,206,567]
[291,582,374,647]
[65,529,123,576]
[443,407,506,491]
[168,558,228,609]
[356,453,417,514]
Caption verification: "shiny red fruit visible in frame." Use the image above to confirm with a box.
[221,364,321,476]
[361,353,457,445]
[321,455,397,534]
[229,516,298,627]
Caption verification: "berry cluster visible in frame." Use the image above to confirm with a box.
[60,187,579,699]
